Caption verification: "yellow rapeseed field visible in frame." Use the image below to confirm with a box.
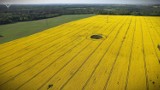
[0,15,160,90]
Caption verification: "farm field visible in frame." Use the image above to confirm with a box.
[0,14,94,44]
[0,15,160,90]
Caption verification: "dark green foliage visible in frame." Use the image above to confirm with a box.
[0,4,160,25]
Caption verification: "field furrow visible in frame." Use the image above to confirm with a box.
[0,15,159,90]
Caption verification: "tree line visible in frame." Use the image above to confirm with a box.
[0,4,160,25]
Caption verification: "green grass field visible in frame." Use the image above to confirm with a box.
[0,14,94,44]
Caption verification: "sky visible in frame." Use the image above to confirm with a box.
[0,0,160,5]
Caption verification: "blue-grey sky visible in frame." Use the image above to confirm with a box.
[1,0,160,4]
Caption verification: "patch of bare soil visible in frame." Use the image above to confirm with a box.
[90,34,103,39]
[158,44,160,51]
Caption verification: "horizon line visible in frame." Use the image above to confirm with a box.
[0,3,160,5]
